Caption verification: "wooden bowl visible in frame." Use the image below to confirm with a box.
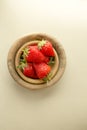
[15,40,59,84]
[7,34,66,90]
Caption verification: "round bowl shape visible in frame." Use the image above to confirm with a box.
[7,34,66,90]
[15,40,59,84]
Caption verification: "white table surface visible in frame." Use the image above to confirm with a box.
[0,0,87,130]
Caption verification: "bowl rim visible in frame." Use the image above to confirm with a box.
[15,40,59,84]
[7,33,66,90]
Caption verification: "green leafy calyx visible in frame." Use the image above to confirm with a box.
[38,40,46,49]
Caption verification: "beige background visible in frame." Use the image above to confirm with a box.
[0,0,87,130]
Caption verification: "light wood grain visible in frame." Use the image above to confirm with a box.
[7,34,66,90]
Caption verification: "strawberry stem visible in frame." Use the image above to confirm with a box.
[48,57,55,65]
[20,58,26,63]
[22,47,29,56]
[38,39,46,49]
[17,62,26,70]
[43,72,52,82]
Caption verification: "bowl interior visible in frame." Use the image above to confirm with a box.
[15,40,59,84]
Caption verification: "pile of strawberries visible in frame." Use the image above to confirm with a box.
[18,40,55,81]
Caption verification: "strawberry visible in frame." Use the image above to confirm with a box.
[38,40,55,57]
[23,45,45,63]
[44,56,55,65]
[44,56,50,64]
[18,63,38,79]
[33,62,51,80]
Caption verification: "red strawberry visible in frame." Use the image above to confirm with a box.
[44,56,55,65]
[18,63,38,79]
[33,62,51,79]
[44,56,50,64]
[38,40,55,57]
[23,45,45,63]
